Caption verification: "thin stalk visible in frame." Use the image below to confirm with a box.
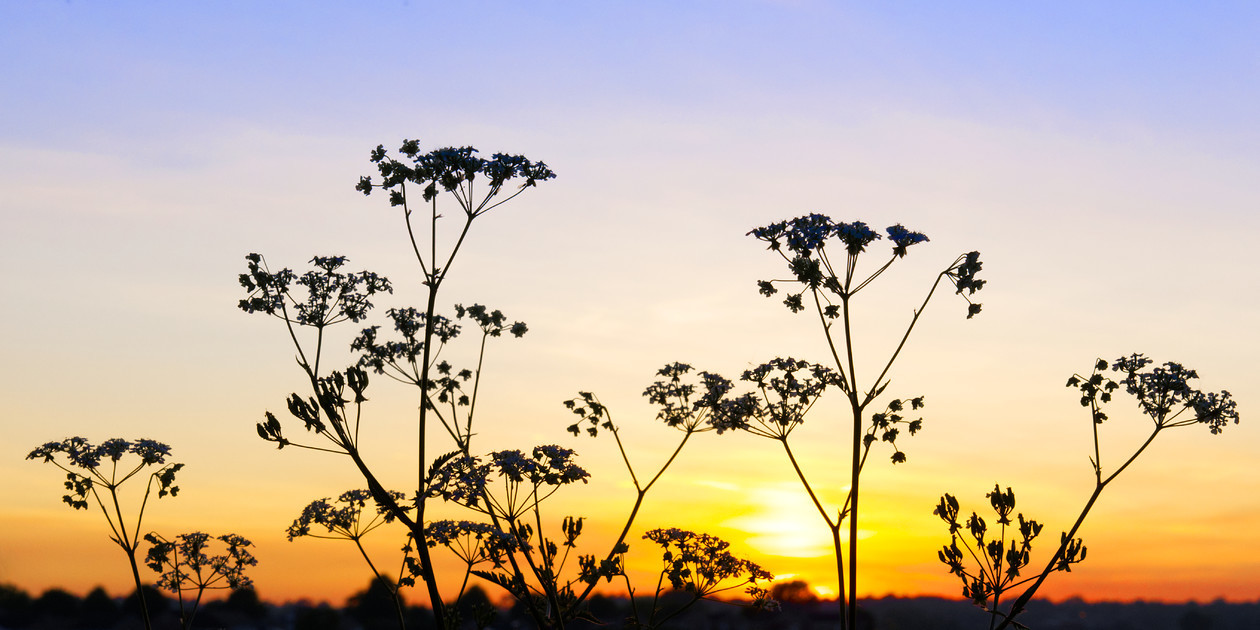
[841,290,861,630]
[180,578,207,630]
[123,546,153,630]
[570,430,694,609]
[862,268,950,409]
[779,439,836,529]
[464,331,491,450]
[353,537,407,630]
[995,427,1164,629]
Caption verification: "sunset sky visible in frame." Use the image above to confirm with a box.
[2,1,1258,608]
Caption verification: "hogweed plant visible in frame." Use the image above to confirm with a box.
[404,364,773,629]
[632,528,775,628]
[935,355,1239,629]
[738,215,984,629]
[288,490,412,629]
[242,140,769,629]
[241,140,553,628]
[26,438,183,630]
[143,531,257,630]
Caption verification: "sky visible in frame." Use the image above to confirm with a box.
[2,0,1258,608]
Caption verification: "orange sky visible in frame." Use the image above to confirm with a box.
[3,0,1258,611]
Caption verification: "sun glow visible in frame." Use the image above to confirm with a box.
[720,483,873,558]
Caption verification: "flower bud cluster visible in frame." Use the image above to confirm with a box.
[238,254,391,327]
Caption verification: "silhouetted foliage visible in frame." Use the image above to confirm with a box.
[740,215,984,630]
[294,603,343,630]
[0,583,33,627]
[78,586,121,628]
[31,588,78,626]
[937,356,1240,629]
[25,437,183,630]
[243,140,774,630]
[348,578,410,630]
[771,580,819,604]
[123,585,169,618]
[225,587,268,618]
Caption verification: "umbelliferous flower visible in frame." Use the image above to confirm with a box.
[1072,354,1241,433]
[238,254,391,327]
[144,532,257,593]
[26,437,183,509]
[644,528,773,597]
[642,362,736,432]
[358,141,555,210]
[428,447,588,518]
[734,358,842,439]
[423,520,518,567]
[1110,354,1239,433]
[287,489,409,541]
[886,224,929,258]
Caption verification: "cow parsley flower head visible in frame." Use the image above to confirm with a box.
[287,489,408,541]
[833,220,880,255]
[886,224,929,257]
[644,528,773,598]
[1109,353,1239,433]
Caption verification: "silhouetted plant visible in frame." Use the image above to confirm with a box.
[244,141,775,629]
[143,531,258,629]
[288,490,412,628]
[629,528,775,628]
[451,585,498,630]
[548,363,778,627]
[735,215,983,629]
[416,364,754,628]
[242,140,565,628]
[26,437,183,630]
[935,355,1239,629]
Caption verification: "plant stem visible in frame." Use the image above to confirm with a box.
[354,537,407,630]
[842,292,860,630]
[995,426,1164,629]
[123,544,153,630]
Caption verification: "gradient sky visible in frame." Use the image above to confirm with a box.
[2,0,1258,607]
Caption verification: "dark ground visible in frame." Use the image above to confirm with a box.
[2,582,1257,630]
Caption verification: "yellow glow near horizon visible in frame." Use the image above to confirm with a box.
[2,0,1258,611]
[720,483,876,558]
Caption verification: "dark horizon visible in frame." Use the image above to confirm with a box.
[3,581,1258,630]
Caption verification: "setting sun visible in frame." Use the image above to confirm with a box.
[722,483,875,559]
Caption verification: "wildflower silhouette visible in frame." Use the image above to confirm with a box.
[936,355,1239,629]
[288,490,411,628]
[742,215,983,629]
[26,438,183,630]
[244,141,769,629]
[143,531,257,630]
[559,362,780,624]
[420,365,753,628]
[630,528,775,628]
[242,139,554,628]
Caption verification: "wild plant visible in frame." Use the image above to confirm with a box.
[241,140,772,629]
[729,215,985,629]
[934,354,1239,629]
[287,490,412,628]
[26,437,183,630]
[240,140,553,627]
[423,363,774,628]
[143,531,257,629]
[633,528,775,628]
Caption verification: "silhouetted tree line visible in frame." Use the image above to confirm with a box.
[2,580,1258,630]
